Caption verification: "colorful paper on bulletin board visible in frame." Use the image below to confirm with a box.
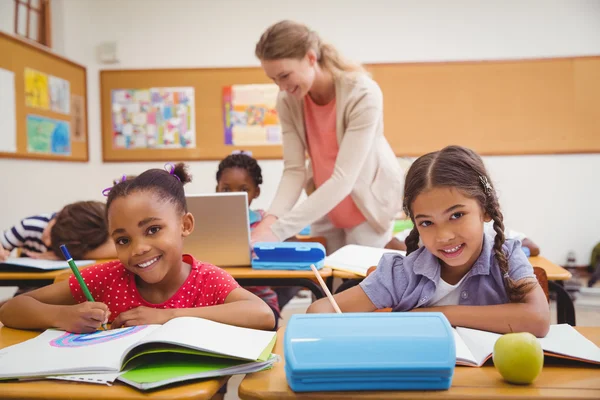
[24,68,50,109]
[70,94,85,141]
[49,76,70,114]
[26,115,71,155]
[223,84,281,146]
[111,87,195,149]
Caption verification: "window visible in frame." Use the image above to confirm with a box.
[14,0,52,47]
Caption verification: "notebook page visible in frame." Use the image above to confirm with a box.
[325,245,405,276]
[453,329,477,366]
[539,324,600,363]
[129,317,276,362]
[0,326,159,379]
[455,327,501,367]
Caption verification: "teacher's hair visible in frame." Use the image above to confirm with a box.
[255,20,366,76]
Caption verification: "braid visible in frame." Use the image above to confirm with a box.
[216,153,263,186]
[405,227,420,255]
[486,199,536,302]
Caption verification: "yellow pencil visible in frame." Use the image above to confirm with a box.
[310,264,342,314]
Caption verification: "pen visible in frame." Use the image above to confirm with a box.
[60,244,107,330]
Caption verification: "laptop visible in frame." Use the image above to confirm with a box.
[183,192,251,267]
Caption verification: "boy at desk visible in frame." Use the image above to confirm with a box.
[0,200,116,261]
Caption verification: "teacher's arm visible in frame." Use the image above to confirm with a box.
[270,86,383,241]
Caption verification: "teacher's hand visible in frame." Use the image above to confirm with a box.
[250,215,280,245]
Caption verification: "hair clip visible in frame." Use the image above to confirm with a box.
[503,272,510,279]
[231,150,253,157]
[164,163,181,182]
[102,175,127,197]
[479,175,493,197]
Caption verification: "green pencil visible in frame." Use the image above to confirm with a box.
[60,244,107,330]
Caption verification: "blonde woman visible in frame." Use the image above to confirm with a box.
[252,20,403,254]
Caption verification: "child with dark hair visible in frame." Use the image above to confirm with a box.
[216,153,286,327]
[308,146,550,338]
[0,201,114,261]
[0,163,275,333]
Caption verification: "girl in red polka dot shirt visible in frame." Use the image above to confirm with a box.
[0,163,276,333]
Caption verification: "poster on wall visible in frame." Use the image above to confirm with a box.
[111,87,195,150]
[222,84,281,146]
[26,115,71,155]
[0,67,17,153]
[24,68,50,109]
[70,94,86,141]
[49,76,71,114]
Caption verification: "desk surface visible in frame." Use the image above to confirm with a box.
[0,325,227,400]
[239,327,600,400]
[49,264,333,284]
[332,255,572,281]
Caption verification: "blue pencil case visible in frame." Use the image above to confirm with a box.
[251,242,326,271]
[284,312,456,392]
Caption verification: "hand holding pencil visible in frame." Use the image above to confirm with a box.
[60,244,109,331]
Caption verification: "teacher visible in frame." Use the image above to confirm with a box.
[252,20,403,254]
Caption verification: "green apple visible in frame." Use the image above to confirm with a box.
[493,332,544,384]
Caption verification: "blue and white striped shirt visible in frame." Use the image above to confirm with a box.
[1,213,56,254]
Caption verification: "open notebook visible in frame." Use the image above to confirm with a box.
[0,257,95,271]
[0,317,277,380]
[455,324,600,367]
[324,245,405,276]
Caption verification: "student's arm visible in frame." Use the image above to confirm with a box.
[83,239,117,259]
[307,285,379,313]
[0,246,10,261]
[385,237,407,251]
[414,279,550,337]
[0,280,109,333]
[522,238,540,256]
[111,288,276,331]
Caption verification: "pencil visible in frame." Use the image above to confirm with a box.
[60,244,108,330]
[310,264,342,314]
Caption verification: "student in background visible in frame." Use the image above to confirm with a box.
[217,152,298,326]
[252,20,404,254]
[0,201,115,261]
[308,146,550,337]
[0,163,275,333]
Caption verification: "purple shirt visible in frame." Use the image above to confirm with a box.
[360,234,534,310]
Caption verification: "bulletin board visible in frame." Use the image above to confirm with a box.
[0,32,88,161]
[100,55,600,161]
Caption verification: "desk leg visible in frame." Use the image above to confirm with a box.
[549,281,576,326]
[235,278,326,299]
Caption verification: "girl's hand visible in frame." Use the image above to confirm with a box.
[0,247,10,261]
[22,249,60,260]
[111,306,174,329]
[250,215,280,245]
[58,302,110,333]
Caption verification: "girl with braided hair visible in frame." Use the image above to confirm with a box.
[308,146,550,337]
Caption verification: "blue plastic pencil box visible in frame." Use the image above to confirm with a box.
[251,242,326,271]
[284,312,456,392]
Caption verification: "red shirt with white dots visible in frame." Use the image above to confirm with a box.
[69,254,240,323]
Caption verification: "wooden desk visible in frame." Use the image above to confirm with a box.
[529,256,572,281]
[0,269,73,287]
[239,327,600,400]
[0,325,227,400]
[331,255,571,281]
[51,264,334,300]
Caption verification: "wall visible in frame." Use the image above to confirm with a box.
[1,0,599,265]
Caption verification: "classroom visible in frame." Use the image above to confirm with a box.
[0,0,599,399]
